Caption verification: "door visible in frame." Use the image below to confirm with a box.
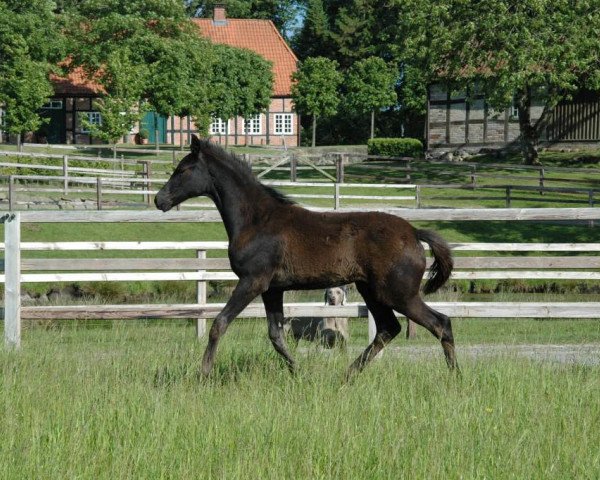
[142,111,167,144]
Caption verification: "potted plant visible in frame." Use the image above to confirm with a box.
[135,128,149,145]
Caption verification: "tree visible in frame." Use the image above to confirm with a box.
[79,49,147,153]
[292,0,331,60]
[64,0,216,146]
[209,45,273,146]
[395,0,600,164]
[235,49,274,146]
[344,57,398,139]
[0,0,64,147]
[291,57,342,147]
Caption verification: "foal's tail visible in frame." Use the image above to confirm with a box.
[417,229,454,295]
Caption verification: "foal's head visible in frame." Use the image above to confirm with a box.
[155,135,215,212]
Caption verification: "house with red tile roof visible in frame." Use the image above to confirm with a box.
[190,5,299,147]
[28,4,299,146]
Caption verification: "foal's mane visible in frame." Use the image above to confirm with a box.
[200,139,296,205]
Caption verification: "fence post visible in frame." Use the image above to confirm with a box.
[145,161,152,206]
[415,185,421,208]
[368,310,376,344]
[589,190,595,228]
[139,161,149,205]
[8,175,14,211]
[506,186,512,208]
[539,168,545,195]
[196,250,207,339]
[96,177,102,210]
[4,212,21,348]
[334,183,340,210]
[336,154,345,183]
[172,150,177,166]
[62,155,69,194]
[290,155,297,182]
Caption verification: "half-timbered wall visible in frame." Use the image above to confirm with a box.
[166,97,298,147]
[427,85,600,150]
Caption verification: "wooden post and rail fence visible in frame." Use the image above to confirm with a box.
[2,208,600,348]
[3,149,600,211]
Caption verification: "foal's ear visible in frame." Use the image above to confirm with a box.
[190,134,202,155]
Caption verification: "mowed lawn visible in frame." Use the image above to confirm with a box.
[1,321,599,479]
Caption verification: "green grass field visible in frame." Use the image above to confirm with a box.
[1,322,599,479]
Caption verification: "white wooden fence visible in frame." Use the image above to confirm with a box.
[3,208,600,348]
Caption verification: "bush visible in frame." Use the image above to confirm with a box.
[367,137,423,158]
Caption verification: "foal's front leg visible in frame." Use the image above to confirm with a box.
[201,277,266,376]
[262,289,296,373]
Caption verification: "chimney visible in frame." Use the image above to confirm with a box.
[213,3,227,25]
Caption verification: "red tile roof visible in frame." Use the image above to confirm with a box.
[193,18,298,97]
[50,66,105,96]
[51,17,297,98]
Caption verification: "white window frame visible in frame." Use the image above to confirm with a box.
[243,114,262,135]
[210,117,229,135]
[81,111,102,133]
[274,113,294,135]
[42,100,63,109]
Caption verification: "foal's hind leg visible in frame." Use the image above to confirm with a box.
[346,282,401,381]
[399,297,458,370]
[262,289,295,373]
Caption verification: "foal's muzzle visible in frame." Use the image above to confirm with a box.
[154,191,172,212]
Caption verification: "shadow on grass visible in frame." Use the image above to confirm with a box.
[152,350,291,388]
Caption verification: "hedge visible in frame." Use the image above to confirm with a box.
[367,137,423,158]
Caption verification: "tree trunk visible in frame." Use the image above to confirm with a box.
[244,117,249,146]
[516,88,541,165]
[154,116,159,151]
[370,110,375,139]
[179,116,184,150]
[225,119,229,148]
[312,115,317,147]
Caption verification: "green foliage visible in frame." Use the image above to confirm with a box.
[345,57,397,114]
[395,0,600,163]
[292,0,331,60]
[0,0,65,136]
[367,137,423,158]
[292,57,342,118]
[291,56,343,146]
[344,56,398,138]
[231,48,273,121]
[209,44,274,143]
[64,0,217,136]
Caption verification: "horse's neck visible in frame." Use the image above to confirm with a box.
[208,159,271,241]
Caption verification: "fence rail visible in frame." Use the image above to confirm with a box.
[3,208,600,348]
[3,148,600,211]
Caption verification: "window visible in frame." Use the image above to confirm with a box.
[243,114,261,134]
[42,100,63,109]
[81,111,102,133]
[210,117,228,135]
[274,114,293,135]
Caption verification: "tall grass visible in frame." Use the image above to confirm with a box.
[1,323,599,479]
